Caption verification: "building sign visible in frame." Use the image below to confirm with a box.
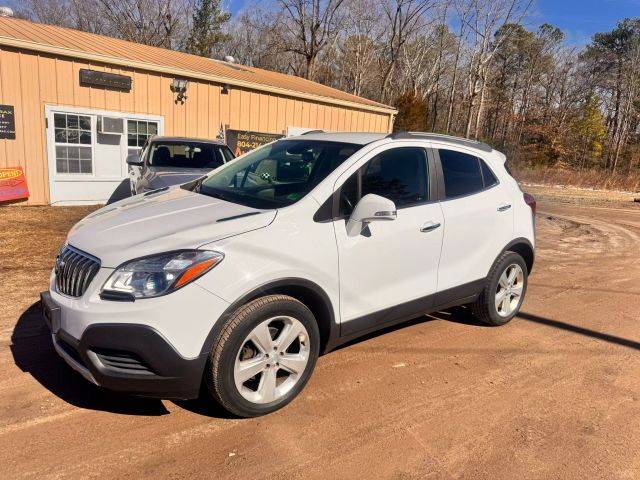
[0,166,29,202]
[226,129,284,156]
[0,104,16,139]
[80,69,132,92]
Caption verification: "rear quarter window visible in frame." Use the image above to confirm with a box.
[439,149,498,198]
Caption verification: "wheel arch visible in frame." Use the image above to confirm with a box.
[502,237,535,274]
[201,278,337,357]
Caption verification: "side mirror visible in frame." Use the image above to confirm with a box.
[346,193,396,236]
[126,153,143,166]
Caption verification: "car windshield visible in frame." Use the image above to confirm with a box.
[148,141,233,169]
[196,140,361,209]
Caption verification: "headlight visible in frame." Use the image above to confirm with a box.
[101,250,223,300]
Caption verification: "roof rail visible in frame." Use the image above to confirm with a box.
[300,129,325,135]
[388,131,493,152]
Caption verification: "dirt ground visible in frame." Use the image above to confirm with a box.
[1,188,640,479]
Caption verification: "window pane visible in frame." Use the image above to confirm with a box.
[67,130,79,144]
[138,122,148,134]
[128,120,137,133]
[339,171,359,217]
[79,147,91,159]
[80,159,92,173]
[481,160,498,188]
[361,147,428,207]
[56,158,67,173]
[68,147,79,159]
[128,134,137,147]
[80,131,91,144]
[68,115,79,129]
[439,149,484,198]
[79,116,91,130]
[68,158,80,173]
[55,129,67,143]
[55,146,67,159]
[148,123,158,135]
[54,114,66,128]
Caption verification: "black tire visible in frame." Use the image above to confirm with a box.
[205,295,320,417]
[471,251,528,326]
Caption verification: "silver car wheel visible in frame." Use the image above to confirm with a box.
[495,263,524,317]
[233,316,310,404]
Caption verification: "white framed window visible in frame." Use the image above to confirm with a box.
[54,113,93,174]
[128,120,158,155]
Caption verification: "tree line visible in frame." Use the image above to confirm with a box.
[19,0,640,175]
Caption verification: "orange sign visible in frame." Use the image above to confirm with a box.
[0,166,29,202]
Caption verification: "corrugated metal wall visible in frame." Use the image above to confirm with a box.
[0,47,393,205]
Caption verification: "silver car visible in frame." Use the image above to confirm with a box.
[126,136,235,195]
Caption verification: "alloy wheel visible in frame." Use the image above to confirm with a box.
[495,263,524,317]
[233,316,310,404]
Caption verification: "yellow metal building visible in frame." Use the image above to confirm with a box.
[0,16,396,205]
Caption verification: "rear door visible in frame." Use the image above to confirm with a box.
[434,146,514,292]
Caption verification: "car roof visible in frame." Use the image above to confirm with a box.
[284,131,494,153]
[284,131,388,145]
[150,136,227,145]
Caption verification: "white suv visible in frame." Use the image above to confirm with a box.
[42,132,536,417]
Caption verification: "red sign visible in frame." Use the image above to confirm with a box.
[0,167,29,203]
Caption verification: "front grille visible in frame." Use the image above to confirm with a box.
[54,245,101,297]
[92,348,154,374]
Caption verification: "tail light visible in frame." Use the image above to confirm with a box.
[523,192,536,216]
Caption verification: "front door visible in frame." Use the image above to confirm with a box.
[333,145,445,335]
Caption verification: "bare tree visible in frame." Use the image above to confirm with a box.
[276,0,347,80]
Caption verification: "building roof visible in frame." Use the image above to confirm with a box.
[0,16,396,115]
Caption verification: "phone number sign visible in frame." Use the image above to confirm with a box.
[0,167,29,203]
[226,130,284,156]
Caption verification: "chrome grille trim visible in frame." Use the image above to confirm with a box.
[54,245,101,297]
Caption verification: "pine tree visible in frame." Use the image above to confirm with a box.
[184,0,231,58]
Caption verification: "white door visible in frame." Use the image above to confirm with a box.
[435,147,514,292]
[46,106,162,205]
[334,146,445,335]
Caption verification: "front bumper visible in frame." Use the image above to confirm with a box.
[41,287,225,400]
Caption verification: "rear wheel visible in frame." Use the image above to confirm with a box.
[205,295,319,417]
[471,251,528,326]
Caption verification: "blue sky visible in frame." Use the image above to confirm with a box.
[228,0,638,45]
[7,0,638,46]
[533,0,640,45]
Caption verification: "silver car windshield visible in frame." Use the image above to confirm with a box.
[148,141,233,169]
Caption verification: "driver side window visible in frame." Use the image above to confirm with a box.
[338,147,429,217]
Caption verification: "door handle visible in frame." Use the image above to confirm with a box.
[420,221,441,233]
[497,204,512,212]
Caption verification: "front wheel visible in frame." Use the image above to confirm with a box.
[471,251,528,326]
[205,295,320,417]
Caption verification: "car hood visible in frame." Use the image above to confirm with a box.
[66,187,276,267]
[145,167,211,190]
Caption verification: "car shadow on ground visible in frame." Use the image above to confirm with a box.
[12,301,238,419]
[11,301,169,416]
[13,300,639,419]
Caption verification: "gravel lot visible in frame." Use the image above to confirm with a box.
[1,190,640,479]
